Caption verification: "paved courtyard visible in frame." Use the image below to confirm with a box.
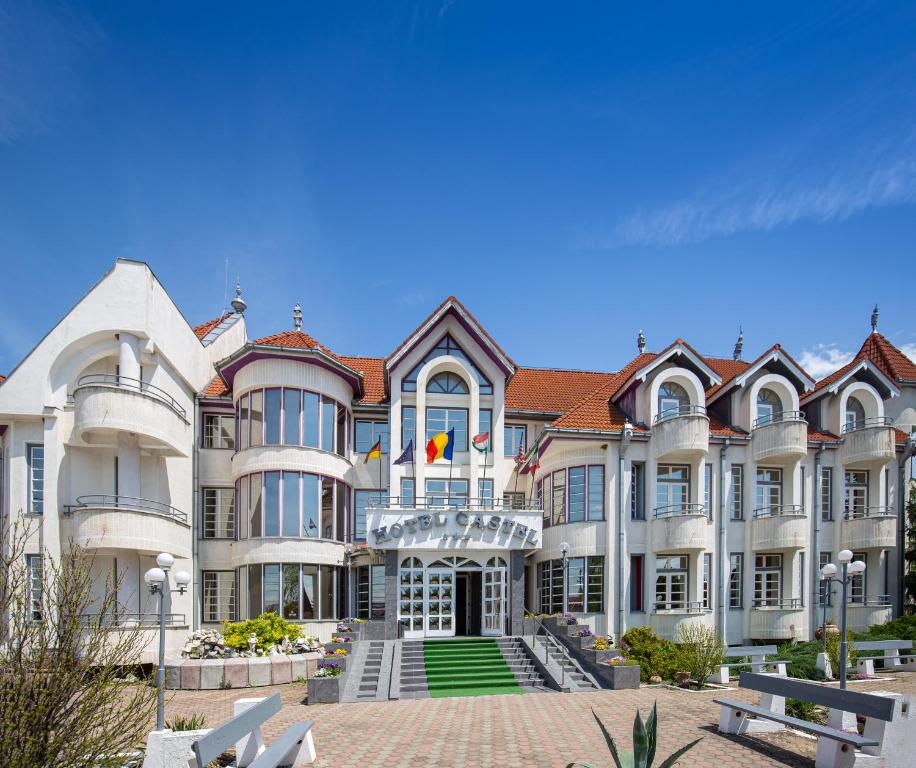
[161,674,916,767]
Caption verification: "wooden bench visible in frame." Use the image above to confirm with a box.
[853,640,915,676]
[191,693,316,768]
[716,645,787,684]
[715,672,912,768]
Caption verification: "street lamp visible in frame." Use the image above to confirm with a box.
[145,552,190,731]
[558,541,570,615]
[344,542,355,619]
[820,549,866,689]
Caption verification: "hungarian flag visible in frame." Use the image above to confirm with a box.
[471,432,489,453]
[426,428,455,463]
[364,439,382,463]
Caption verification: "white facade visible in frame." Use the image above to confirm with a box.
[1,261,913,659]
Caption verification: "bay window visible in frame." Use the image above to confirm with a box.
[538,556,604,613]
[248,563,340,621]
[235,387,348,455]
[543,466,605,526]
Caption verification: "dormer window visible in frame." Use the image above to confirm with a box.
[845,396,866,431]
[756,388,782,426]
[657,382,689,420]
[426,371,469,395]
[402,334,493,394]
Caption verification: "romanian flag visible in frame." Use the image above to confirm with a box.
[426,428,455,463]
[364,438,382,463]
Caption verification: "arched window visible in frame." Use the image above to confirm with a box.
[845,396,866,431]
[756,388,783,425]
[426,371,469,394]
[657,381,689,419]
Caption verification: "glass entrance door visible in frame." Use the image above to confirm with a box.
[482,558,507,636]
[425,568,455,637]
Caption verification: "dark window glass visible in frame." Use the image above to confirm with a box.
[263,564,280,614]
[303,392,319,447]
[282,564,300,619]
[336,403,347,457]
[250,390,264,447]
[402,407,416,449]
[302,565,318,619]
[282,472,299,537]
[264,388,281,445]
[319,565,335,620]
[283,389,301,445]
[263,471,280,537]
[248,564,262,617]
[630,555,644,611]
[321,477,334,538]
[302,474,319,536]
[426,371,469,394]
[239,394,250,450]
[321,397,335,452]
[568,467,586,522]
[336,480,348,541]
[250,474,262,538]
[588,466,605,520]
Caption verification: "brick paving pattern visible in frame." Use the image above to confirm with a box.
[160,675,916,767]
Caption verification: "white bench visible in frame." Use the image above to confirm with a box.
[715,672,913,767]
[717,644,787,684]
[853,640,914,677]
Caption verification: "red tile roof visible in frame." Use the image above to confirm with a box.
[505,368,616,414]
[252,330,340,360]
[895,428,912,445]
[386,295,516,369]
[0,374,5,384]
[709,415,747,437]
[200,375,230,398]
[807,426,840,442]
[551,377,641,432]
[338,356,386,404]
[858,332,916,382]
[192,312,233,341]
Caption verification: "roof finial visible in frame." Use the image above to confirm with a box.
[637,329,646,354]
[870,304,879,334]
[230,277,247,314]
[733,325,744,360]
[293,303,303,331]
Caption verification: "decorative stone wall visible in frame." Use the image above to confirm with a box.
[164,651,323,690]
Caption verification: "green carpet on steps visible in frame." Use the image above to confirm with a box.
[423,638,525,698]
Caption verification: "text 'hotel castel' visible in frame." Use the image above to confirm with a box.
[0,258,914,659]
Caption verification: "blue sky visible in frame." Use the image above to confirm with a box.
[1,1,914,379]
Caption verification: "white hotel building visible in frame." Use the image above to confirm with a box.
[1,259,914,659]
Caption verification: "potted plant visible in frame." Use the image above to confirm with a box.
[324,635,353,654]
[308,661,344,704]
[595,657,641,690]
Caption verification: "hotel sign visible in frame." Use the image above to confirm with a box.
[367,508,542,550]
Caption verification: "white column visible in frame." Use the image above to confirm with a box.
[118,332,141,382]
[117,433,140,500]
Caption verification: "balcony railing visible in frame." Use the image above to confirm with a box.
[751,598,802,609]
[753,504,804,519]
[652,503,708,519]
[367,495,542,512]
[68,494,188,524]
[844,505,892,520]
[81,612,187,627]
[652,601,707,613]
[847,595,891,607]
[752,410,806,429]
[74,374,187,419]
[841,416,893,435]
[654,405,707,425]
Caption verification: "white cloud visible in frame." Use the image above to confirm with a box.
[900,343,916,364]
[797,344,854,379]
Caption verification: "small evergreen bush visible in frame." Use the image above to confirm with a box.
[620,626,680,682]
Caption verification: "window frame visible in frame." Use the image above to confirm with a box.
[201,487,236,539]
[753,553,783,607]
[202,412,236,449]
[730,464,744,520]
[202,570,237,623]
[355,419,390,455]
[654,554,689,610]
[425,407,469,452]
[503,424,527,457]
[728,552,744,608]
[27,444,44,516]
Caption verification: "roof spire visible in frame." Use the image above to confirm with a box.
[230,277,247,314]
[870,304,879,334]
[293,303,303,331]
[637,329,646,354]
[733,325,744,360]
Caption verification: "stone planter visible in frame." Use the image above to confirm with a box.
[319,655,348,673]
[594,663,641,690]
[308,674,342,704]
[324,642,354,655]
[164,652,322,690]
[580,648,619,666]
[567,634,596,651]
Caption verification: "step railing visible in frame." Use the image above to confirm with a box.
[524,610,599,690]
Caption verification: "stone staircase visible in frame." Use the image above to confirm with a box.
[523,635,599,692]
[340,640,394,703]
[494,637,551,690]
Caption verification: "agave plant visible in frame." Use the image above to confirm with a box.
[567,703,701,768]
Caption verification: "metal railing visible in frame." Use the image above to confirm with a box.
[69,494,188,524]
[524,610,600,690]
[652,601,707,613]
[82,612,187,627]
[841,416,893,434]
[847,595,891,607]
[751,598,802,609]
[652,503,708,518]
[654,405,707,425]
[752,410,806,429]
[74,374,187,419]
[844,505,893,520]
[753,504,804,519]
[366,495,542,512]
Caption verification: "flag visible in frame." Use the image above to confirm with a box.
[426,428,455,463]
[514,438,525,466]
[471,432,489,453]
[394,439,414,465]
[524,438,542,475]
[364,438,382,463]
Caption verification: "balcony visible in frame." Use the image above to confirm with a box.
[842,507,896,550]
[651,504,709,551]
[752,505,807,550]
[845,598,893,633]
[751,412,807,463]
[365,495,543,551]
[652,406,709,460]
[750,598,805,640]
[650,602,712,640]
[81,612,190,664]
[840,418,896,468]
[65,494,191,559]
[72,375,190,457]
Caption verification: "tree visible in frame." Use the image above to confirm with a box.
[0,520,157,767]
[904,483,916,613]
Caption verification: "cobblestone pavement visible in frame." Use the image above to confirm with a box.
[161,675,916,767]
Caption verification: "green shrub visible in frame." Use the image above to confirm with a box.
[785,699,826,725]
[776,640,825,681]
[166,713,207,731]
[857,615,916,642]
[827,630,857,676]
[223,612,303,653]
[620,626,680,682]
[675,623,725,685]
